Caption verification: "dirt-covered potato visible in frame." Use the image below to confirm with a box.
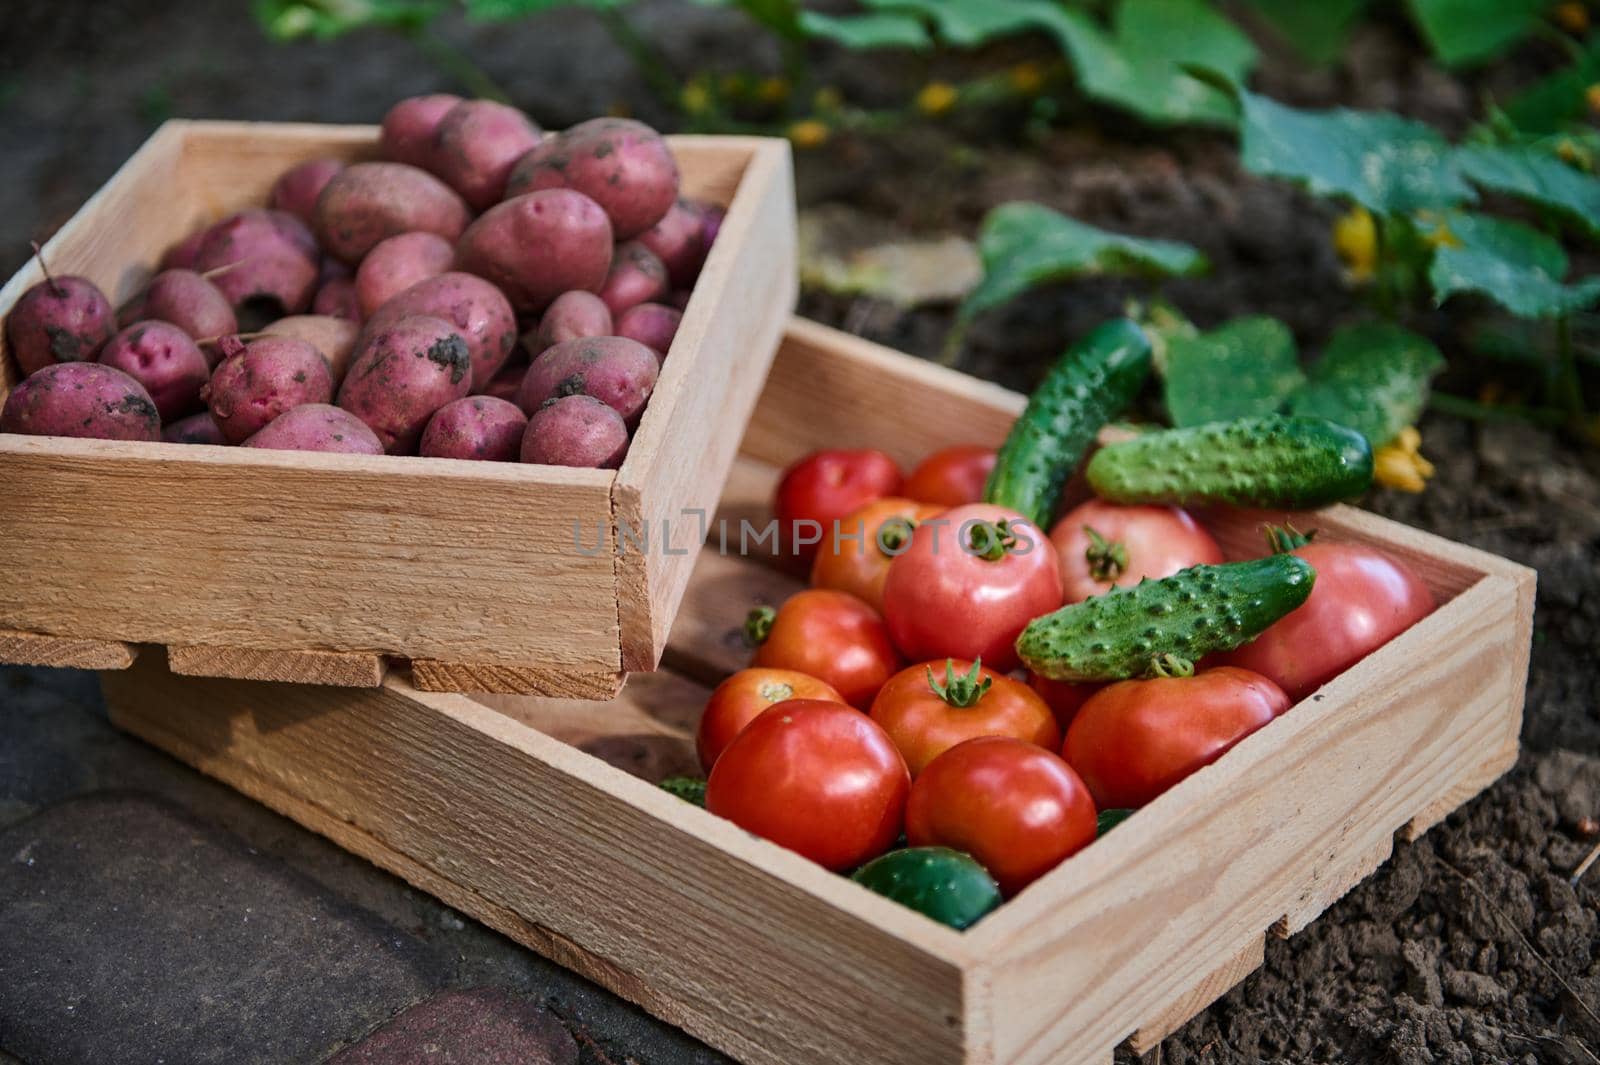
[428,99,542,210]
[138,269,237,343]
[504,117,679,239]
[355,232,455,318]
[380,94,464,168]
[243,403,384,455]
[363,271,517,390]
[615,302,681,359]
[161,411,226,446]
[1,362,159,441]
[312,277,361,322]
[455,189,612,313]
[97,321,211,421]
[533,290,612,354]
[203,335,335,444]
[314,162,470,263]
[337,314,472,453]
[261,315,361,383]
[419,395,529,461]
[192,209,320,317]
[5,274,115,375]
[638,199,710,289]
[271,158,346,224]
[597,240,669,316]
[516,335,658,424]
[520,394,628,468]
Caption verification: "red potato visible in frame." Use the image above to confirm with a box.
[505,117,679,238]
[261,315,360,383]
[534,290,612,353]
[318,255,352,284]
[271,158,345,224]
[455,189,613,312]
[363,271,517,390]
[517,335,658,424]
[97,321,211,421]
[520,394,628,468]
[598,240,669,317]
[380,94,464,169]
[337,314,472,453]
[312,276,361,322]
[192,209,319,316]
[428,99,542,210]
[1,362,159,441]
[314,162,470,263]
[161,411,226,446]
[355,232,455,318]
[638,199,709,288]
[243,403,384,455]
[139,269,237,342]
[479,358,528,403]
[615,302,681,359]
[699,201,726,247]
[5,274,115,375]
[159,229,208,272]
[419,395,528,461]
[203,335,335,444]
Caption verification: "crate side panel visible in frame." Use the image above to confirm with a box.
[0,440,620,667]
[100,660,972,1065]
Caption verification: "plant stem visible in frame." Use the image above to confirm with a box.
[937,319,969,369]
[597,7,684,114]
[1554,314,1586,419]
[1427,392,1568,428]
[408,28,511,102]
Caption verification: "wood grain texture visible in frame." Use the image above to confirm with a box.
[0,628,136,670]
[410,661,625,700]
[102,658,975,1065]
[1127,935,1265,1053]
[615,138,797,671]
[168,644,386,686]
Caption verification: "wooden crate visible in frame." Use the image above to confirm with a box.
[0,121,796,697]
[100,319,1535,1065]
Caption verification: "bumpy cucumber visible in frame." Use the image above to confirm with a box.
[1017,554,1316,682]
[851,847,1001,930]
[985,319,1153,528]
[659,776,706,807]
[1085,415,1373,509]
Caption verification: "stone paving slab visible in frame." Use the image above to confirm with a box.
[331,988,578,1064]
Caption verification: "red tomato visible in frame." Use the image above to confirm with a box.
[1220,539,1434,701]
[750,589,902,709]
[903,445,997,507]
[1064,667,1289,809]
[869,658,1060,776]
[774,449,904,563]
[1028,674,1105,734]
[697,668,846,771]
[881,503,1062,672]
[1049,499,1223,604]
[706,699,910,871]
[906,736,1097,897]
[810,497,944,614]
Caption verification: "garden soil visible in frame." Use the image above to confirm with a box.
[3,3,1596,1062]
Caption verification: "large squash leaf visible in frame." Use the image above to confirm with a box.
[1244,0,1369,65]
[1163,316,1305,426]
[799,10,932,49]
[1427,213,1600,318]
[1455,144,1600,240]
[959,203,1207,322]
[1286,323,1444,445]
[1407,0,1541,67]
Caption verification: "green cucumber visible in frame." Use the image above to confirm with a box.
[851,847,1001,930]
[985,319,1153,528]
[659,777,707,807]
[1085,415,1373,509]
[1017,555,1316,682]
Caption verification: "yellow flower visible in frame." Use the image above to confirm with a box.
[1009,62,1045,96]
[681,79,712,116]
[787,119,830,149]
[1556,1,1590,34]
[1332,206,1377,282]
[1587,82,1600,116]
[757,76,791,104]
[915,81,959,117]
[1373,427,1436,493]
[718,73,748,100]
[813,86,844,112]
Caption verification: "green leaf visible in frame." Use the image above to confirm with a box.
[255,0,444,39]
[1407,0,1541,67]
[1286,323,1445,445]
[1097,809,1134,835]
[862,0,1069,46]
[659,777,707,807]
[1245,0,1369,64]
[960,202,1208,321]
[688,0,804,38]
[1233,90,1476,215]
[800,10,932,49]
[1455,144,1600,240]
[1164,316,1305,427]
[1427,212,1600,318]
[1500,40,1600,134]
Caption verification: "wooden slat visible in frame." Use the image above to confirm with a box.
[410,661,625,700]
[167,644,386,687]
[1127,935,1265,1053]
[0,628,136,671]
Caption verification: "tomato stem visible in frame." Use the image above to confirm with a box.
[967,519,1020,562]
[1264,524,1315,554]
[926,658,992,708]
[1083,525,1128,582]
[1145,653,1194,679]
[743,605,776,647]
[877,515,916,553]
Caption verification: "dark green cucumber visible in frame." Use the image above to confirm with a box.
[851,847,1001,930]
[1017,555,1316,682]
[985,319,1153,527]
[1085,415,1373,509]
[659,777,706,807]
